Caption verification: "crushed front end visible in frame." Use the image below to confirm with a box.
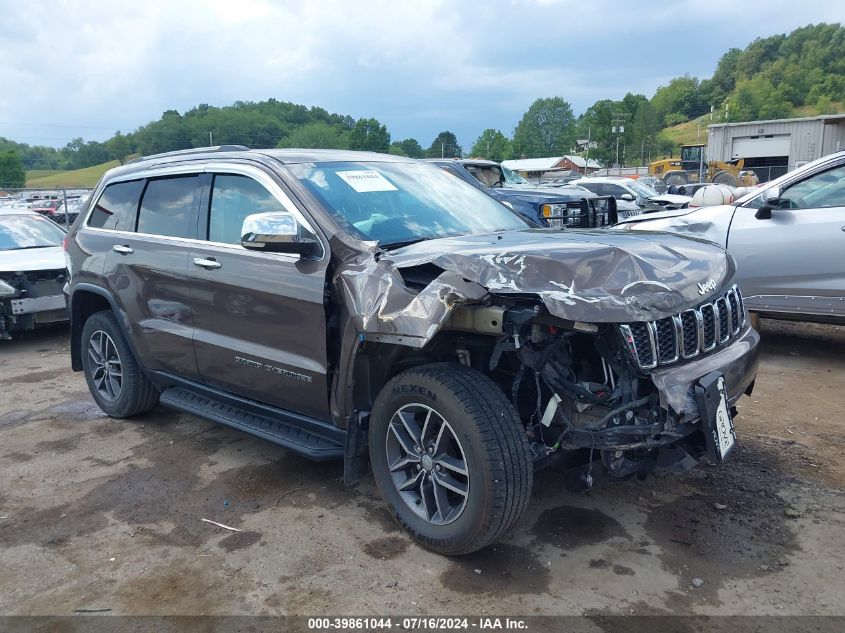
[477,284,759,488]
[0,269,69,339]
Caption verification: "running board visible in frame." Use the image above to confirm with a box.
[159,387,344,461]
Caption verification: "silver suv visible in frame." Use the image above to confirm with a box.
[616,150,845,325]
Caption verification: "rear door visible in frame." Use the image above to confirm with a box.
[188,164,332,421]
[727,161,845,319]
[100,171,203,379]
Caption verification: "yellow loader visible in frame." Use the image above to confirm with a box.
[649,144,757,187]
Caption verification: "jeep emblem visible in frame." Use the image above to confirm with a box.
[697,279,717,295]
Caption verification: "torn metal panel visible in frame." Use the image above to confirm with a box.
[649,326,760,416]
[334,251,487,347]
[385,228,735,323]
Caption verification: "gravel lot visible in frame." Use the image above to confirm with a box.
[1,320,843,616]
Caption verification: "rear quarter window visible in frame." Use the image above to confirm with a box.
[87,180,144,230]
[136,176,201,239]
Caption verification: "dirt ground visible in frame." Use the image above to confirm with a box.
[1,319,843,616]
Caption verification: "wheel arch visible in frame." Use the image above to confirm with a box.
[69,284,134,372]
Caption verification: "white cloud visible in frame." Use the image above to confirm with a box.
[0,0,840,148]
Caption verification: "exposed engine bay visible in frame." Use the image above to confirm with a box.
[419,299,707,487]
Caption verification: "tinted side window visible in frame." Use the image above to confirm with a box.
[782,165,845,209]
[605,184,627,197]
[137,176,200,239]
[88,180,143,230]
[208,175,286,244]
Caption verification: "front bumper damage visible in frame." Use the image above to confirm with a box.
[0,270,68,339]
[558,326,760,488]
[559,325,759,453]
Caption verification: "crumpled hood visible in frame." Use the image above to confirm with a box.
[387,228,734,323]
[0,246,65,273]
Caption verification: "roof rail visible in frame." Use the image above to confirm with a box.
[127,145,250,165]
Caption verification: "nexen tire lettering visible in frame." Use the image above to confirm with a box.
[392,384,437,401]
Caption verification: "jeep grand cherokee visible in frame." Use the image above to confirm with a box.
[65,146,759,554]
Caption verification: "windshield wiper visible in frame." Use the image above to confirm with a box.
[380,237,432,250]
[16,244,56,250]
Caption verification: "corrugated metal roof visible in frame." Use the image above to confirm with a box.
[708,113,845,129]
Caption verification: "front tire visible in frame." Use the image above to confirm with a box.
[81,310,159,418]
[369,364,533,555]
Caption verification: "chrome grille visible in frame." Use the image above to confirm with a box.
[620,284,746,370]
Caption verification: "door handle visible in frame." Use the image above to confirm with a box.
[193,257,222,270]
[112,244,134,255]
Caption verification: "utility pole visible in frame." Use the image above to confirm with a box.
[584,124,591,173]
[209,131,213,146]
[640,137,645,167]
[441,143,444,159]
[611,114,624,175]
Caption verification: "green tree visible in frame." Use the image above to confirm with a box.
[426,131,462,158]
[135,110,191,156]
[651,75,706,126]
[395,138,424,158]
[106,131,131,164]
[576,100,616,167]
[512,97,576,158]
[0,151,26,188]
[470,129,512,161]
[277,122,349,149]
[349,118,390,152]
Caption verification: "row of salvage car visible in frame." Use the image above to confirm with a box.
[1,151,842,338]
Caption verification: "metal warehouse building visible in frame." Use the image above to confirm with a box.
[707,114,845,181]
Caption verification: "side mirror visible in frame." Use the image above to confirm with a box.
[755,187,781,220]
[620,193,635,202]
[241,212,319,257]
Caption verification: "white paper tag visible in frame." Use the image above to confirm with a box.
[540,394,562,427]
[336,170,397,193]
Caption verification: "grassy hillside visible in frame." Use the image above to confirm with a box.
[657,101,844,154]
[26,160,121,188]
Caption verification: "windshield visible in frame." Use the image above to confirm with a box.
[289,161,529,246]
[628,181,659,198]
[501,165,529,186]
[0,214,65,251]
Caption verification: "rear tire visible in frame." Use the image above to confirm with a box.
[80,310,159,418]
[713,170,739,186]
[369,363,533,555]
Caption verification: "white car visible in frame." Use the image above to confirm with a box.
[614,150,845,325]
[573,177,693,214]
[0,211,68,339]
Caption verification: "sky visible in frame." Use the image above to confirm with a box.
[0,0,842,151]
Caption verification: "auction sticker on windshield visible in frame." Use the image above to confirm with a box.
[337,170,398,193]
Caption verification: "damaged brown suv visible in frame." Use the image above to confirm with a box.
[65,147,760,554]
